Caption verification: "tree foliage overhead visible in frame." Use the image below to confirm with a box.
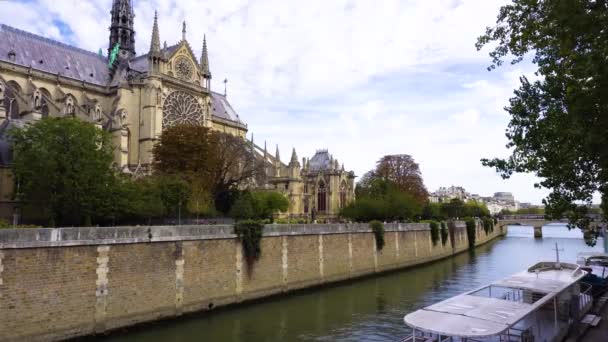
[422,199,490,221]
[343,178,423,222]
[476,0,608,243]
[373,155,429,203]
[230,191,289,221]
[346,154,428,222]
[152,124,264,207]
[10,118,117,226]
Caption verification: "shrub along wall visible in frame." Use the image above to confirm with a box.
[0,220,503,341]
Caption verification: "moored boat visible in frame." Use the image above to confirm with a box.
[401,260,593,342]
[577,252,608,298]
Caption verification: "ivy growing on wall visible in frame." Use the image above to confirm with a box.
[234,220,264,273]
[465,218,476,249]
[440,221,448,246]
[482,217,494,235]
[429,221,440,246]
[369,220,385,251]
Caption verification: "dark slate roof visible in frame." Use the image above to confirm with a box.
[130,44,180,72]
[211,92,243,124]
[308,150,332,171]
[0,24,110,86]
[129,54,149,72]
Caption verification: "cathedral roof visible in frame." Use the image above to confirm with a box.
[130,44,180,72]
[308,150,332,171]
[0,24,110,86]
[210,91,244,124]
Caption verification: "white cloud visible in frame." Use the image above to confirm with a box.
[0,0,560,204]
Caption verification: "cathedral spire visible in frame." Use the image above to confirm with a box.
[289,148,300,168]
[182,21,187,41]
[108,0,136,59]
[264,141,267,159]
[149,11,161,55]
[200,35,211,78]
[275,145,280,162]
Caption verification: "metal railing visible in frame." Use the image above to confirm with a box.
[579,282,594,313]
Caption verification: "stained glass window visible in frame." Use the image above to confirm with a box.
[162,91,204,127]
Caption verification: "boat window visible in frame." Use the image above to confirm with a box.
[470,285,547,304]
[587,257,608,267]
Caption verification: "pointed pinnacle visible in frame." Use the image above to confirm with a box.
[291,148,298,163]
[150,10,161,54]
[201,35,210,75]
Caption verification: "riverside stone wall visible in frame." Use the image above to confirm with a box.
[0,221,504,341]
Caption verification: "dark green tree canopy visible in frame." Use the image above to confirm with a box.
[152,124,264,207]
[230,191,289,221]
[10,118,117,225]
[477,0,608,243]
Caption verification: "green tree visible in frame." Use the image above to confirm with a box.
[153,124,264,213]
[476,0,608,244]
[157,175,190,219]
[230,192,256,221]
[230,191,289,221]
[422,202,444,220]
[441,199,466,219]
[360,155,428,203]
[342,180,422,222]
[258,191,290,219]
[117,176,165,224]
[10,118,118,226]
[464,200,491,218]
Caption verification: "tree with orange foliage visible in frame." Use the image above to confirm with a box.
[373,154,428,203]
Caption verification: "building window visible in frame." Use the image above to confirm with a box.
[162,91,204,127]
[339,181,347,209]
[317,180,327,212]
[5,81,21,119]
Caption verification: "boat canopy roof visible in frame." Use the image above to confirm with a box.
[403,262,586,338]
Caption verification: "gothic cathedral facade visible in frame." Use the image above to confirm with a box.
[0,0,355,221]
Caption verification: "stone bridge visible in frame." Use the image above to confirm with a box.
[497,214,603,238]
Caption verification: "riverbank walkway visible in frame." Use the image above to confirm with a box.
[575,294,608,341]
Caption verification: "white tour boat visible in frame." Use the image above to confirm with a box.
[402,256,593,342]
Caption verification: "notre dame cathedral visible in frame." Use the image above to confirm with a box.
[0,0,355,221]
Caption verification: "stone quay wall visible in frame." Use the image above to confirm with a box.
[0,221,505,341]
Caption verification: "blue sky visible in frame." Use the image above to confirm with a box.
[0,0,574,204]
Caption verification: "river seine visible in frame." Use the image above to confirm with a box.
[98,225,605,342]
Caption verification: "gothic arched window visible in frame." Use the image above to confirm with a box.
[39,88,51,118]
[5,81,21,119]
[317,180,327,212]
[162,91,204,128]
[339,181,347,209]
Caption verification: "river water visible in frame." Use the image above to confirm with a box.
[99,225,605,342]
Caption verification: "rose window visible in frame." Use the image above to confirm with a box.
[162,91,204,127]
[174,56,194,81]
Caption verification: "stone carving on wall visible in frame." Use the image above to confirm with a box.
[113,109,127,128]
[162,90,204,127]
[32,89,41,109]
[93,104,103,122]
[0,81,5,106]
[64,96,75,116]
